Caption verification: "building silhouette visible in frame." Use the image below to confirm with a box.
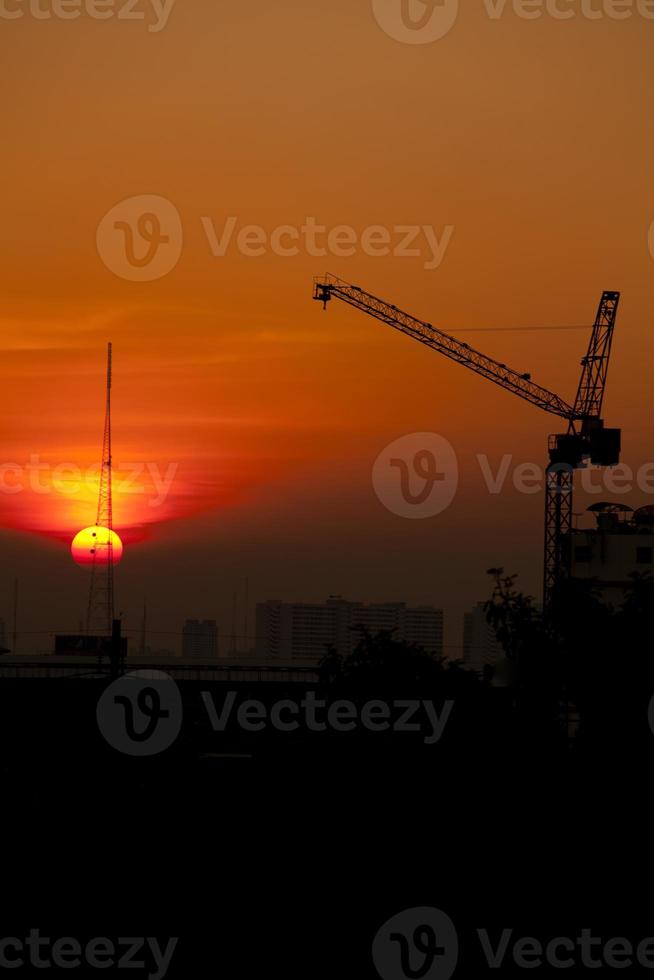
[570,503,654,605]
[182,619,219,659]
[256,597,444,662]
[463,603,504,675]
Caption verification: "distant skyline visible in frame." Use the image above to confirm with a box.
[2,3,654,653]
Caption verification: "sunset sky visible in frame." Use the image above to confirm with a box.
[2,1,654,653]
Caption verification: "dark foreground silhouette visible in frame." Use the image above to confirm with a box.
[3,572,653,976]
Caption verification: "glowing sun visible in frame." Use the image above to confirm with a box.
[71,526,124,567]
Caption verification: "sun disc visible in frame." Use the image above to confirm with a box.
[71,526,124,567]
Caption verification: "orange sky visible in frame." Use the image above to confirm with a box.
[2,2,654,649]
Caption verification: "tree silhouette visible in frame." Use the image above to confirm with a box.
[483,567,654,753]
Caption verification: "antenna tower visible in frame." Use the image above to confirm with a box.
[86,343,115,634]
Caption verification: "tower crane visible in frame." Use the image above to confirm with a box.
[313,274,621,608]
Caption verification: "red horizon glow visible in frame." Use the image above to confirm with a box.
[0,449,263,548]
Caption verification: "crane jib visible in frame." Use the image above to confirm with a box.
[313,276,576,422]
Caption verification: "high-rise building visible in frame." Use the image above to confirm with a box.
[255,598,444,663]
[182,619,219,660]
[0,618,8,653]
[463,603,503,675]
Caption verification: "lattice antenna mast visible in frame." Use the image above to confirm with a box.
[86,343,114,634]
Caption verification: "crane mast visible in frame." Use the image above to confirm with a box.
[313,275,620,608]
[545,291,620,601]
